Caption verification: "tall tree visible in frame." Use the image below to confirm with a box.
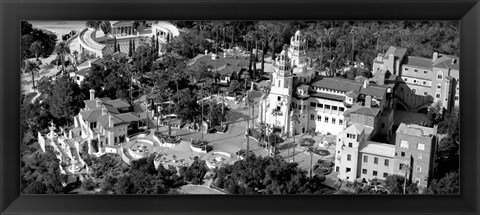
[25,60,40,90]
[49,75,84,126]
[29,41,43,62]
[54,41,71,76]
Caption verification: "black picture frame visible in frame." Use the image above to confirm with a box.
[1,0,479,214]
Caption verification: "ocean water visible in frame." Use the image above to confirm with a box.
[29,20,86,36]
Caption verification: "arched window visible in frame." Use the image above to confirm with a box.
[437,72,443,80]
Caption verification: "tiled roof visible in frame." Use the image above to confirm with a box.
[189,54,249,74]
[396,123,436,137]
[115,113,141,123]
[75,67,91,77]
[80,109,102,122]
[97,114,123,129]
[348,104,381,117]
[217,66,243,76]
[359,85,387,99]
[384,46,407,60]
[360,141,395,157]
[103,99,130,109]
[311,77,362,93]
[310,92,344,102]
[403,56,433,69]
[111,51,127,59]
[433,56,459,70]
[84,99,119,114]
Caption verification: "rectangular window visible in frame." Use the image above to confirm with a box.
[363,155,368,162]
[362,169,367,174]
[404,68,409,71]
[348,142,353,147]
[438,74,443,80]
[384,159,389,166]
[325,105,331,110]
[374,157,378,164]
[455,96,459,101]
[347,154,351,161]
[383,173,388,178]
[339,119,343,125]
[318,103,323,108]
[339,107,345,112]
[373,171,378,176]
[332,118,336,124]
[414,69,418,73]
[401,152,406,157]
[416,166,422,172]
[336,166,339,172]
[346,167,351,172]
[332,106,338,111]
[399,163,405,170]
[278,96,281,101]
[436,93,441,98]
[417,143,425,150]
[423,81,427,85]
[424,92,428,96]
[317,115,321,121]
[400,140,409,148]
[325,117,329,123]
[310,102,316,107]
[424,71,428,74]
[310,114,314,120]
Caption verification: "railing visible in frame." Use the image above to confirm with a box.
[78,28,105,55]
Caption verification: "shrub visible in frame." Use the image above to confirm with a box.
[208,127,217,133]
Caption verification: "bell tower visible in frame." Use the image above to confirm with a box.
[289,30,307,67]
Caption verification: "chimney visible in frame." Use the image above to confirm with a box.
[102,107,108,115]
[363,79,369,88]
[204,49,208,55]
[365,95,372,107]
[223,52,227,58]
[212,53,217,60]
[96,99,102,107]
[89,89,95,100]
[376,53,383,62]
[433,52,438,62]
[377,70,386,86]
[108,115,114,128]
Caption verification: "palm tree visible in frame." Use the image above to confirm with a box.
[25,60,40,91]
[193,21,212,32]
[29,41,43,62]
[290,110,300,162]
[54,41,71,76]
[307,146,314,180]
[242,33,254,72]
[271,107,282,156]
[324,27,335,73]
[100,21,112,42]
[244,115,251,159]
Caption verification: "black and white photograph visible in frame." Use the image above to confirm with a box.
[20,20,460,195]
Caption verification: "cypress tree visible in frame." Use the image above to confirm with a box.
[128,39,132,57]
[132,40,136,54]
[113,36,117,52]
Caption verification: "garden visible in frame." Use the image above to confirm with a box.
[313,159,333,176]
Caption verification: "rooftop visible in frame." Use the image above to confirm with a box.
[403,56,433,69]
[384,46,408,60]
[396,123,436,137]
[311,76,389,100]
[360,141,396,157]
[346,103,381,117]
